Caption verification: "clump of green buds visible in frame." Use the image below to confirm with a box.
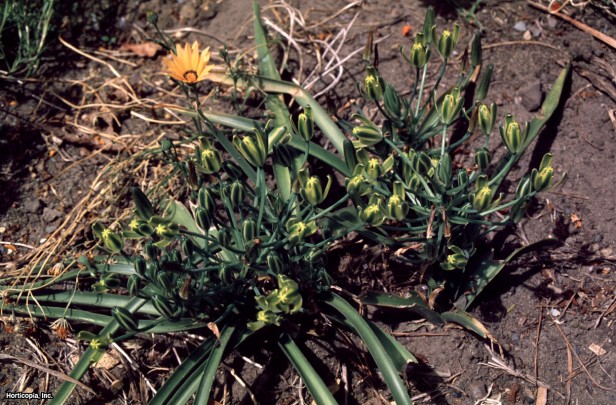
[249,275,303,331]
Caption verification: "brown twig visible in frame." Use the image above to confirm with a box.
[534,302,543,386]
[528,1,616,49]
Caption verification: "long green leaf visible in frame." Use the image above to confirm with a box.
[50,297,147,405]
[252,1,293,199]
[441,310,493,340]
[464,238,561,308]
[28,291,159,315]
[358,290,444,325]
[366,321,418,371]
[150,336,217,405]
[324,292,413,404]
[279,334,338,405]
[194,323,237,403]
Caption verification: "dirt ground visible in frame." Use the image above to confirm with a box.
[1,0,615,404]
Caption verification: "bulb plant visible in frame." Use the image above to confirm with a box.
[0,3,570,404]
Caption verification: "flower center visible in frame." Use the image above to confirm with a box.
[183,70,198,83]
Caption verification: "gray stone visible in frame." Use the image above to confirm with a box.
[42,207,62,223]
[518,80,543,112]
[513,21,527,32]
[468,381,486,399]
[24,198,43,214]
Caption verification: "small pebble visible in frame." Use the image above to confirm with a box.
[468,381,486,399]
[513,21,527,32]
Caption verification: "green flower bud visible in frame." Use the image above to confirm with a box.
[151,294,175,320]
[386,194,409,221]
[307,248,325,266]
[128,218,154,237]
[267,252,284,274]
[131,187,154,221]
[441,245,468,270]
[472,185,493,212]
[101,228,124,253]
[233,133,266,167]
[198,187,216,214]
[470,30,482,68]
[410,150,432,175]
[431,23,460,59]
[364,158,383,180]
[438,87,464,125]
[229,180,245,208]
[300,174,332,206]
[423,7,435,42]
[276,274,302,313]
[286,219,317,244]
[112,307,139,331]
[359,203,385,226]
[516,176,533,198]
[156,271,173,291]
[127,275,140,297]
[222,160,244,179]
[297,106,314,142]
[477,102,497,136]
[383,83,403,118]
[352,125,383,147]
[364,66,385,101]
[184,160,199,189]
[393,180,406,200]
[343,139,358,171]
[160,138,174,160]
[532,164,554,192]
[200,148,222,174]
[242,218,257,242]
[151,217,179,239]
[499,115,528,154]
[457,170,469,188]
[146,10,158,25]
[410,33,429,68]
[134,256,147,277]
[195,207,212,230]
[250,310,281,329]
[476,64,493,102]
[407,173,422,192]
[345,173,371,196]
[475,147,491,171]
[145,241,158,261]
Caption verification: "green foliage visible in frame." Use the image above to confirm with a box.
[0,0,55,76]
[0,3,571,404]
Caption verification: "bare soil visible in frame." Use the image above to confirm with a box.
[1,0,615,404]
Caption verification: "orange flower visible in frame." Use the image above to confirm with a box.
[163,41,213,84]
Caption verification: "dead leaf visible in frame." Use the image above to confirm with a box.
[207,322,220,339]
[120,42,162,58]
[589,343,607,356]
[536,386,548,405]
[570,213,583,228]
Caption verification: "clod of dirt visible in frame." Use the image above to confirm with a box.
[23,198,44,214]
[42,207,62,223]
[517,79,543,112]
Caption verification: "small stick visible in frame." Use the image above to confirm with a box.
[528,1,616,49]
[534,302,543,386]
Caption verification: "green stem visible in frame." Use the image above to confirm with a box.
[414,64,428,117]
